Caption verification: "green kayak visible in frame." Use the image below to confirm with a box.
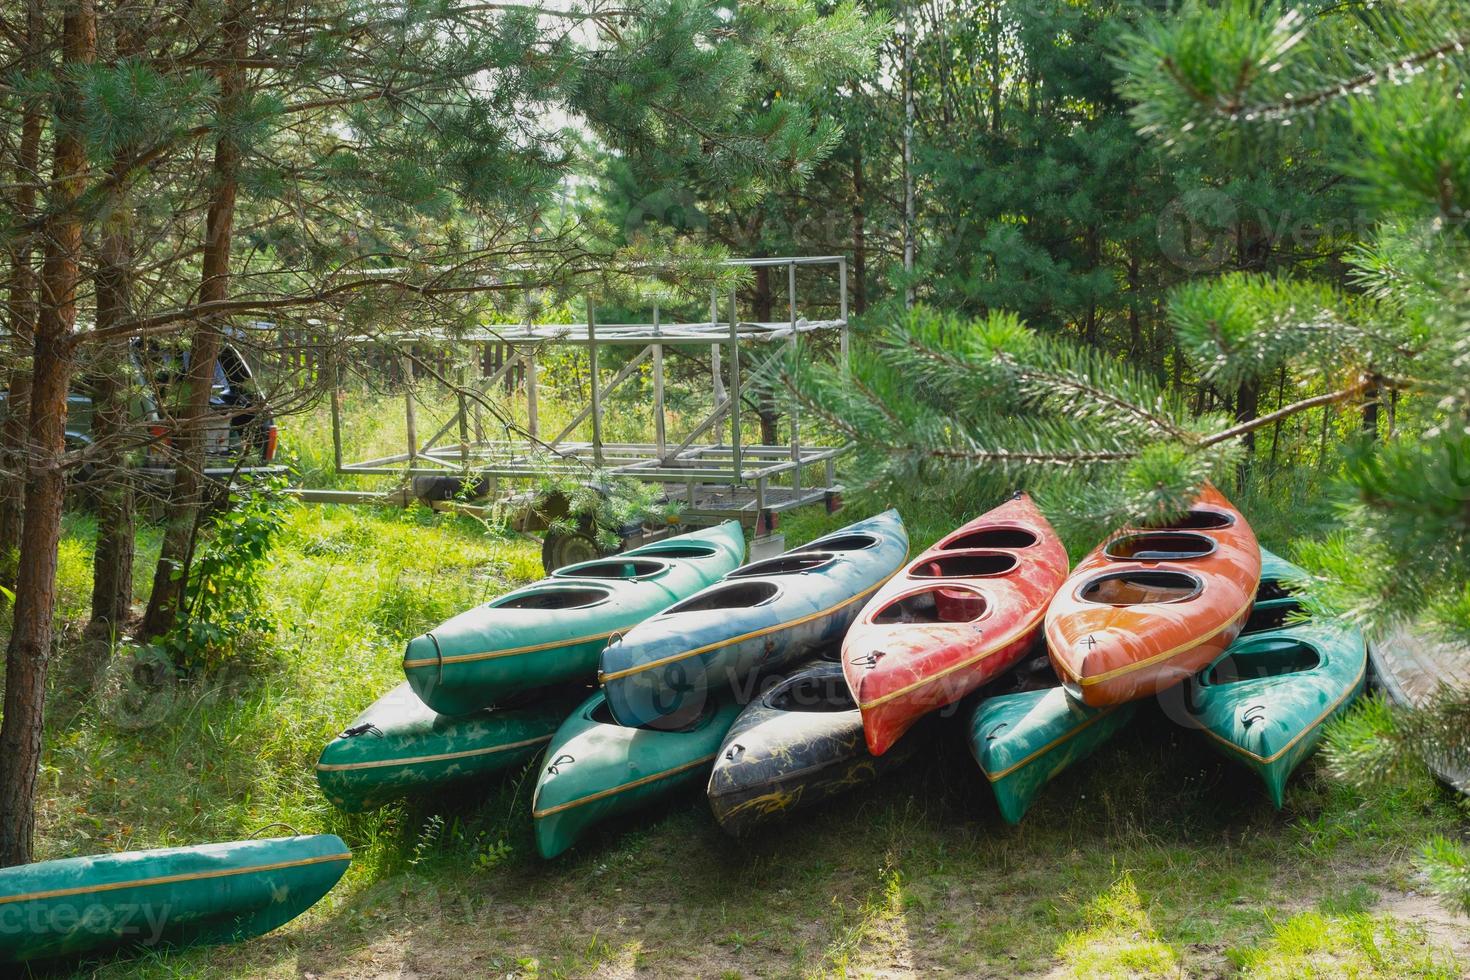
[404,522,745,715]
[967,686,1136,825]
[532,690,742,859]
[317,682,572,812]
[0,834,350,964]
[1183,549,1367,808]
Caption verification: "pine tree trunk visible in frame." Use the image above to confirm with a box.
[88,16,141,638]
[1361,376,1380,441]
[88,356,134,634]
[0,1,45,586]
[88,247,135,632]
[0,0,95,869]
[141,7,245,641]
[852,149,867,316]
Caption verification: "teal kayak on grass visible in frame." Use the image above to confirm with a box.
[1183,549,1367,808]
[317,682,573,812]
[967,686,1136,825]
[532,690,742,859]
[404,522,745,715]
[600,510,909,729]
[0,835,350,964]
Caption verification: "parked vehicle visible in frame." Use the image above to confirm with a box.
[2,339,281,485]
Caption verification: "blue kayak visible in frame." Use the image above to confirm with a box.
[599,510,910,729]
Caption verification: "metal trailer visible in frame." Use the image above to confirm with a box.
[314,255,854,570]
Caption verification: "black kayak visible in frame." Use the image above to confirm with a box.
[706,661,921,836]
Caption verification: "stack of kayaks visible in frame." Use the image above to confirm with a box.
[534,512,910,855]
[0,835,350,964]
[1181,548,1366,807]
[1046,484,1261,706]
[316,523,746,813]
[842,493,1069,755]
[309,492,1368,866]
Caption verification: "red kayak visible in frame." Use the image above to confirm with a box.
[842,493,1069,755]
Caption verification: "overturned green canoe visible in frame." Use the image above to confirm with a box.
[317,682,572,812]
[532,690,741,859]
[967,686,1136,825]
[0,835,350,964]
[1183,549,1367,808]
[404,522,745,715]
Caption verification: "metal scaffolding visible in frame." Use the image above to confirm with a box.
[325,255,852,529]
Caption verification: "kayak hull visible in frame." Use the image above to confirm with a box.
[404,522,744,714]
[0,835,350,964]
[844,494,1069,755]
[316,682,569,812]
[707,662,921,837]
[1046,484,1261,706]
[532,691,742,859]
[967,687,1135,824]
[1183,550,1367,808]
[600,511,909,729]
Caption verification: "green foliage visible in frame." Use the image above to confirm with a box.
[1419,838,1470,917]
[157,479,289,673]
[797,305,1240,533]
[532,468,681,552]
[1228,910,1461,979]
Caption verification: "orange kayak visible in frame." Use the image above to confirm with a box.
[1045,483,1260,707]
[843,493,1069,756]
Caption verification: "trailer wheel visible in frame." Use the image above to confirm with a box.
[541,521,608,574]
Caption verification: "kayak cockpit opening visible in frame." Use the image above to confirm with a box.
[793,532,879,553]
[1206,637,1320,684]
[910,552,1018,578]
[591,696,715,732]
[493,586,611,610]
[1149,508,1235,531]
[553,558,668,580]
[1257,579,1294,602]
[1242,599,1308,634]
[872,586,988,624]
[1103,531,1216,561]
[769,671,855,712]
[632,542,719,559]
[940,526,1038,550]
[1079,570,1201,605]
[666,580,780,614]
[728,554,836,577]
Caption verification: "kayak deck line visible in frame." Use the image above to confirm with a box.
[1197,653,1366,766]
[315,733,555,772]
[0,851,354,906]
[532,752,719,818]
[1051,580,1260,687]
[857,606,1049,710]
[403,629,615,670]
[977,704,1125,782]
[598,574,895,684]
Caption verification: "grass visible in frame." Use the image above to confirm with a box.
[7,404,1470,978]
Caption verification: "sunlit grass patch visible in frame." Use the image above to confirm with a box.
[1228,910,1462,979]
[1055,872,1180,978]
